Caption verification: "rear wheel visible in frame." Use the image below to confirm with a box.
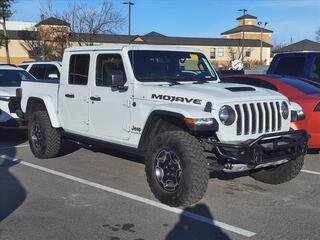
[28,110,61,159]
[250,156,304,184]
[145,131,209,207]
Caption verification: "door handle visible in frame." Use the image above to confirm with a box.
[90,96,101,101]
[65,93,75,98]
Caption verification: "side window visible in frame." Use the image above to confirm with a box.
[309,57,320,80]
[29,64,46,80]
[45,65,60,80]
[96,54,126,87]
[69,54,90,85]
[274,57,306,77]
[19,65,28,70]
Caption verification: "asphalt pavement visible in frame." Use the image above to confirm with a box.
[0,130,319,240]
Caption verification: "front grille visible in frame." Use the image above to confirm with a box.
[235,102,282,136]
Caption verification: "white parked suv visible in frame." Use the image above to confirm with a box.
[0,65,35,128]
[18,61,61,82]
[17,45,309,206]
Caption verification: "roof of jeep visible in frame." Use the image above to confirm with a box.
[65,44,203,53]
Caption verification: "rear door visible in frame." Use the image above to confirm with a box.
[59,53,91,133]
[88,51,131,140]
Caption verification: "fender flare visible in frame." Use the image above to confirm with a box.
[26,96,61,128]
[138,104,218,150]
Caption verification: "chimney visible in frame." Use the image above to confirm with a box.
[41,14,45,21]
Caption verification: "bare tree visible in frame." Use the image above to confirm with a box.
[40,0,125,46]
[23,25,68,61]
[227,46,240,62]
[316,27,320,42]
[0,0,14,63]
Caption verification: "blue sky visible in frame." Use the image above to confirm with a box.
[11,0,320,46]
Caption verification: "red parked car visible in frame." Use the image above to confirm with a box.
[222,74,320,149]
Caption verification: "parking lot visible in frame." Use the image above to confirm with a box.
[0,130,320,240]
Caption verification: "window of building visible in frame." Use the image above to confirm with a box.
[274,57,306,77]
[245,49,251,57]
[309,57,320,80]
[96,54,126,87]
[210,48,216,59]
[217,48,224,57]
[69,54,90,85]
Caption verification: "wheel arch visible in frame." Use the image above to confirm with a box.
[26,97,61,128]
[138,110,188,151]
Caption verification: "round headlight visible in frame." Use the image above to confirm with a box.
[219,105,236,126]
[281,101,289,120]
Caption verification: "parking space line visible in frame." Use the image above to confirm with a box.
[301,169,320,176]
[0,154,256,238]
[0,144,29,150]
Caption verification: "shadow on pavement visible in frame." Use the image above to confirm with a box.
[0,145,27,223]
[166,203,231,240]
[0,129,28,147]
[210,171,250,180]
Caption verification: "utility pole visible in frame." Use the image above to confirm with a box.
[258,21,267,65]
[123,1,134,44]
[238,9,247,62]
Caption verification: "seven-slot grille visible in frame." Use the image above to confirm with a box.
[235,102,282,136]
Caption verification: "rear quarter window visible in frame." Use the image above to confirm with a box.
[274,57,306,77]
[69,54,90,85]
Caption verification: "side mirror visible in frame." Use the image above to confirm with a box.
[48,73,59,79]
[111,73,126,88]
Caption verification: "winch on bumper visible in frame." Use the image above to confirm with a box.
[204,130,309,172]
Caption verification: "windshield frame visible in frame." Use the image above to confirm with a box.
[128,50,218,83]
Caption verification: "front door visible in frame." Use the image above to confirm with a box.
[89,52,131,140]
[59,53,91,133]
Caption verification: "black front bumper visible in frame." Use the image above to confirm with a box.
[211,130,309,166]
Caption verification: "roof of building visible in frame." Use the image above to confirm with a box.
[35,17,70,27]
[236,14,257,20]
[3,30,272,48]
[221,25,273,35]
[273,39,320,53]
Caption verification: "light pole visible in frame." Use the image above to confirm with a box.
[238,9,247,62]
[258,21,267,65]
[123,1,134,44]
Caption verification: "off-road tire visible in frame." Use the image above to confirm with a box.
[28,110,61,159]
[145,131,209,207]
[250,156,304,184]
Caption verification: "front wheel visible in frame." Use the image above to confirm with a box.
[250,156,304,184]
[145,131,209,207]
[28,110,62,159]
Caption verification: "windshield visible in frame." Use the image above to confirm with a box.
[0,70,35,87]
[128,50,217,83]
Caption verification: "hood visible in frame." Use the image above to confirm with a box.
[0,87,17,98]
[135,82,287,108]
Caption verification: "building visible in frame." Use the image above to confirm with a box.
[273,39,320,53]
[0,14,273,67]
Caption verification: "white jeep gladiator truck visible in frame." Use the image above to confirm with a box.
[18,45,309,207]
